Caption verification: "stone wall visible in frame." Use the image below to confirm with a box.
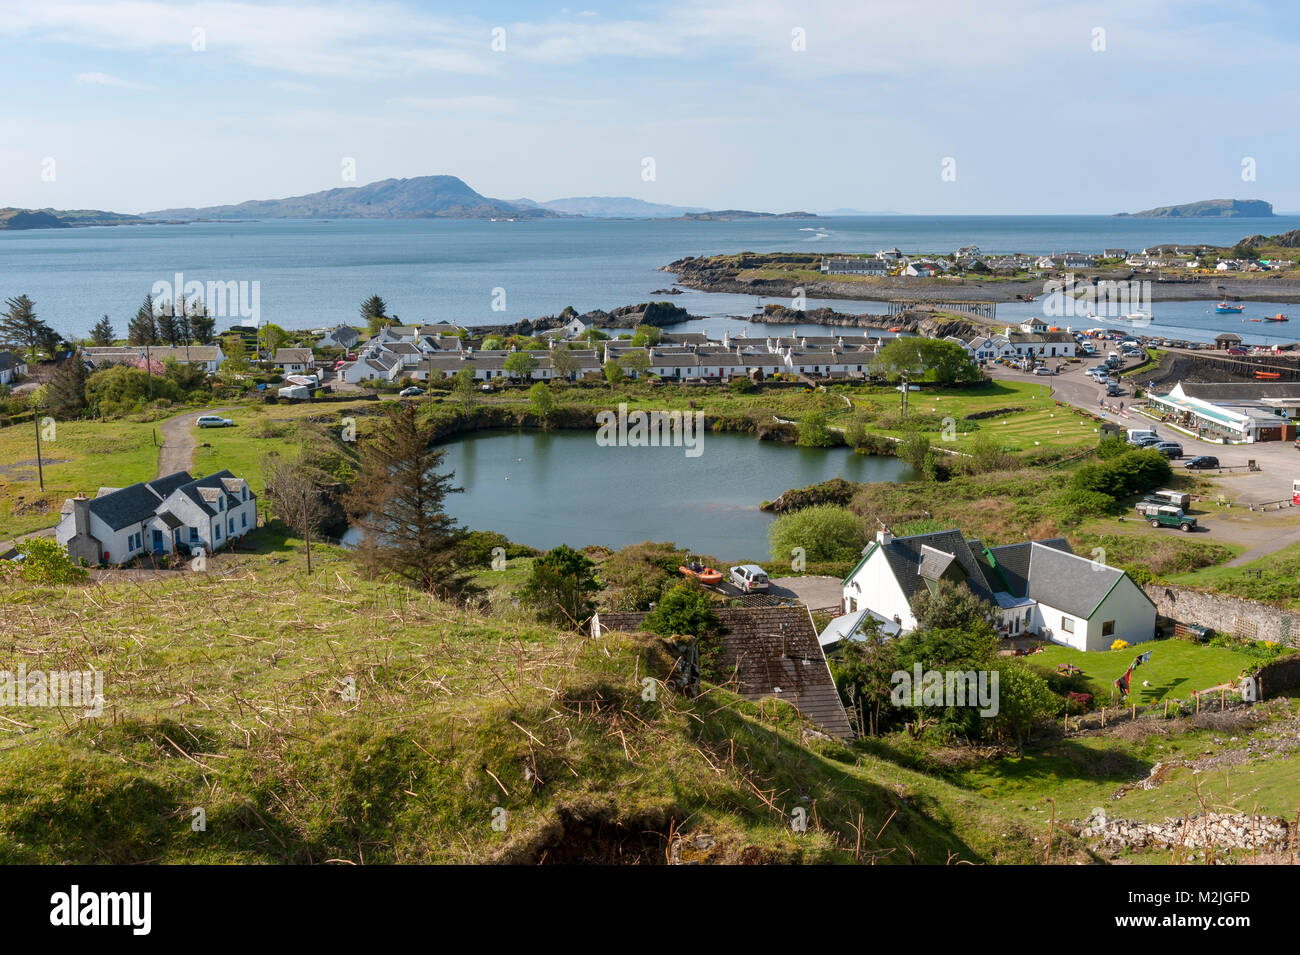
[1143,583,1300,648]
[1077,809,1289,852]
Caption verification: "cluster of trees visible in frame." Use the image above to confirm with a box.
[1071,442,1172,501]
[120,294,218,347]
[768,504,868,565]
[872,337,981,386]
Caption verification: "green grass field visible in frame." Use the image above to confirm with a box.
[1030,639,1262,705]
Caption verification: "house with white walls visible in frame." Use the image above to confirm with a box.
[826,528,1154,652]
[0,350,27,385]
[56,470,256,566]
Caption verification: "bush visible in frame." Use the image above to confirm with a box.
[1071,449,1171,499]
[1110,639,1129,652]
[768,504,868,564]
[15,538,88,584]
[795,412,839,448]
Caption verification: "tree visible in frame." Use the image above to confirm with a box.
[873,337,980,385]
[156,306,179,346]
[0,295,53,363]
[259,323,288,360]
[44,351,89,420]
[898,430,931,469]
[796,411,837,447]
[361,295,389,335]
[992,661,1060,749]
[90,315,115,347]
[528,381,555,424]
[262,450,330,574]
[550,348,580,381]
[630,325,662,347]
[643,580,719,639]
[127,295,157,345]
[619,351,650,378]
[503,351,538,381]
[343,403,470,593]
[517,543,598,627]
[451,367,477,413]
[829,621,900,735]
[910,579,997,632]
[767,504,868,564]
[221,334,250,375]
[190,313,216,344]
[603,359,624,388]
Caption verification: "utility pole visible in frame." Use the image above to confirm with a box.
[899,370,909,419]
[33,407,45,492]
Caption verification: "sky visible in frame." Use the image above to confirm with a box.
[2,0,1299,215]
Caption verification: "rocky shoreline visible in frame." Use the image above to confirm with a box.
[663,255,1300,304]
[748,305,985,340]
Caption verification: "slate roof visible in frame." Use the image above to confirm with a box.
[85,482,161,531]
[1179,381,1300,402]
[146,470,195,501]
[917,544,958,582]
[593,606,852,738]
[878,530,995,604]
[274,348,313,364]
[984,537,1073,597]
[1023,542,1143,619]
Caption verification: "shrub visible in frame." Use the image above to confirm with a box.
[16,538,88,584]
[768,504,868,564]
[1110,639,1129,652]
[795,412,838,448]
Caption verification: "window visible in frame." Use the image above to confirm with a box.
[229,519,234,534]
[1061,616,1075,634]
[190,527,199,541]
[1102,620,1116,637]
[219,497,224,511]
[242,513,247,528]
[215,525,221,540]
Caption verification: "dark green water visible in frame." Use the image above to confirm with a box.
[436,429,913,561]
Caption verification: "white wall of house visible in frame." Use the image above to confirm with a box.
[1086,578,1156,652]
[842,546,916,631]
[56,511,146,566]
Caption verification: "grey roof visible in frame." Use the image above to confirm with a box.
[1024,543,1135,619]
[85,483,160,531]
[274,348,313,363]
[157,510,183,529]
[985,537,1073,597]
[1179,381,1300,402]
[917,545,958,582]
[881,530,995,604]
[147,470,195,501]
[594,606,852,738]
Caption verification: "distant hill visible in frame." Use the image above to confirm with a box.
[145,175,558,221]
[681,210,819,221]
[510,196,708,218]
[0,207,148,230]
[1117,199,1274,218]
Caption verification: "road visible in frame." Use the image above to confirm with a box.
[156,407,233,478]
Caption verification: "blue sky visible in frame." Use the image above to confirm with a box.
[2,0,1298,215]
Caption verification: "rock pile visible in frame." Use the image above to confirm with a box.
[1078,808,1290,852]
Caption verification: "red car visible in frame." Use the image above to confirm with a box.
[1227,348,1247,355]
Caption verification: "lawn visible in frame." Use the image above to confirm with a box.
[1030,638,1264,705]
[0,417,160,540]
[1164,539,1300,609]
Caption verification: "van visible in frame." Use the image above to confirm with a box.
[1106,351,1120,366]
[1126,429,1158,445]
[729,565,770,592]
[1146,489,1191,509]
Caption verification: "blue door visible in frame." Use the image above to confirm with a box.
[152,529,165,553]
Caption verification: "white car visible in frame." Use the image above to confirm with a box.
[196,415,234,428]
[729,564,770,592]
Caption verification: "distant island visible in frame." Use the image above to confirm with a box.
[1116,198,1274,218]
[0,207,151,230]
[509,196,709,218]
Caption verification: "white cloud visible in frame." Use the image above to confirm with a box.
[74,71,149,89]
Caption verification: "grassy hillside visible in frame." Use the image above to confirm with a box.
[0,540,1052,864]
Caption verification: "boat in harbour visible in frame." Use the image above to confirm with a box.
[1263,313,1290,322]
[1215,302,1245,314]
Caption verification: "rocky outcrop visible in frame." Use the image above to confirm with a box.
[1077,808,1289,852]
[754,305,983,341]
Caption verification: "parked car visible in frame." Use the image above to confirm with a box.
[1135,502,1197,532]
[729,564,770,592]
[398,386,424,397]
[1033,365,1052,375]
[1146,489,1192,509]
[1227,348,1248,355]
[1151,441,1183,458]
[196,415,233,428]
[1106,383,1125,397]
[1132,434,1162,447]
[1184,455,1220,470]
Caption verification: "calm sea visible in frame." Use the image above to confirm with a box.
[3,215,1298,343]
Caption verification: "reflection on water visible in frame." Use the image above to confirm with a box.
[430,428,914,561]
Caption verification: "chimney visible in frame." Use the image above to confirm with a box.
[877,528,893,546]
[73,493,91,537]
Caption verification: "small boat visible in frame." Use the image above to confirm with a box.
[1263,313,1290,322]
[1256,371,1281,379]
[1215,302,1245,314]
[888,326,902,332]
[1250,318,1263,322]
[679,560,724,586]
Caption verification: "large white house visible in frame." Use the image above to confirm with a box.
[0,350,27,385]
[57,470,257,566]
[830,528,1155,653]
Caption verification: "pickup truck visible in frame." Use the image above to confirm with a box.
[1135,502,1197,532]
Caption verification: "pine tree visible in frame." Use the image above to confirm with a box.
[190,313,216,344]
[127,295,157,345]
[90,315,115,346]
[156,305,179,346]
[0,294,54,363]
[45,350,89,419]
[344,403,470,594]
[361,294,389,335]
